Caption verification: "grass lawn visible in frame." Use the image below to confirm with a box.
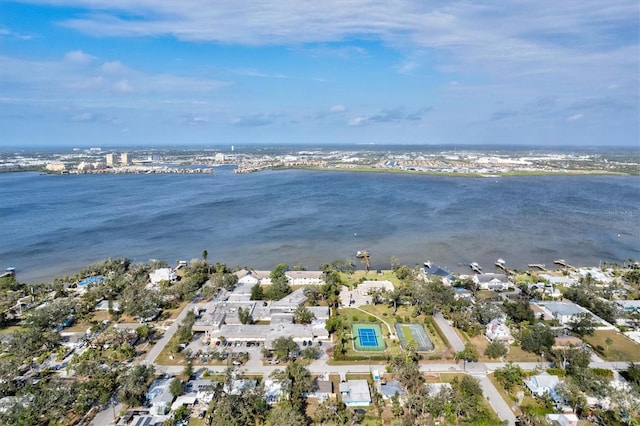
[505,345,540,363]
[339,270,401,288]
[0,325,28,334]
[476,290,500,301]
[584,329,640,362]
[166,301,189,320]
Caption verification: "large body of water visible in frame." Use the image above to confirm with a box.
[2,167,639,283]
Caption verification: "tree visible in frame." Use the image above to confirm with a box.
[389,353,424,393]
[300,346,320,360]
[183,361,193,380]
[250,283,264,300]
[238,307,253,324]
[391,393,404,417]
[455,342,479,363]
[272,336,299,362]
[293,305,315,324]
[265,265,292,300]
[395,265,412,281]
[325,315,346,334]
[494,362,525,392]
[390,256,400,271]
[485,340,508,359]
[270,362,315,413]
[504,300,535,324]
[568,313,596,338]
[202,249,209,274]
[169,378,183,398]
[118,364,154,406]
[267,400,308,426]
[520,323,555,354]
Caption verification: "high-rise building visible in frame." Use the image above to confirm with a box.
[121,152,129,166]
[105,153,116,167]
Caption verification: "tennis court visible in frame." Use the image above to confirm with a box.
[395,323,434,352]
[352,323,386,352]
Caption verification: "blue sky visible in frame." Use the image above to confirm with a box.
[1,1,638,147]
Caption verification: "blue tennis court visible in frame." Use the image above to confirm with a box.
[358,328,379,347]
[352,323,386,352]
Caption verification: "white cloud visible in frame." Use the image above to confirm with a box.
[113,79,133,92]
[101,61,130,74]
[566,114,583,122]
[348,116,366,126]
[330,104,347,113]
[64,50,96,64]
[71,112,95,122]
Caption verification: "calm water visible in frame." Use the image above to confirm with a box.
[2,168,639,283]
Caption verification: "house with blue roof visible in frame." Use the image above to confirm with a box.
[524,372,562,402]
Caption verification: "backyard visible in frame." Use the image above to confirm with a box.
[584,329,640,362]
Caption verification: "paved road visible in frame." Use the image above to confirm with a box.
[475,374,517,426]
[144,302,195,364]
[433,311,465,352]
[89,398,123,426]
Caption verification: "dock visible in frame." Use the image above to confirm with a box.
[528,263,547,271]
[1,268,15,279]
[553,259,575,270]
[495,262,512,274]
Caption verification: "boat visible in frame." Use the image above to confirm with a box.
[496,258,506,265]
[423,261,432,269]
[356,250,370,258]
[469,262,482,273]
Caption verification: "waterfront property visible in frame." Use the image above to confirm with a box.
[192,286,330,347]
[473,273,513,291]
[352,324,386,352]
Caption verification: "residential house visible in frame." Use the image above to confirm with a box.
[264,379,287,404]
[542,302,586,325]
[454,288,474,301]
[524,372,561,402]
[149,268,177,286]
[546,413,579,426]
[339,380,371,406]
[380,381,405,401]
[235,269,260,286]
[539,274,578,287]
[485,318,514,344]
[424,266,454,286]
[308,379,333,402]
[146,379,174,416]
[223,379,257,396]
[473,273,512,291]
[616,300,640,312]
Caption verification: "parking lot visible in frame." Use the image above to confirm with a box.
[185,333,265,366]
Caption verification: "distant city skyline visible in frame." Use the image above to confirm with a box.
[1,1,638,147]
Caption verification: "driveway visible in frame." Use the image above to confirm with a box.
[433,311,465,352]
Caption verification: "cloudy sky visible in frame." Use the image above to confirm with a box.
[1,1,638,147]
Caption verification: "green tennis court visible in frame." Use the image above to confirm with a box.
[352,323,386,352]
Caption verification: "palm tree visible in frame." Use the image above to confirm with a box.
[202,249,210,275]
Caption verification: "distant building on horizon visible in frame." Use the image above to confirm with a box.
[105,153,116,167]
[120,152,129,166]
